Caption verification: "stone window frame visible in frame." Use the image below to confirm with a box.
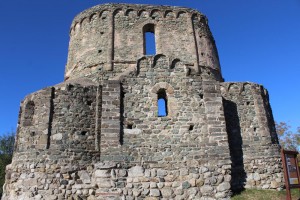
[157,88,168,117]
[143,23,156,55]
[151,82,177,118]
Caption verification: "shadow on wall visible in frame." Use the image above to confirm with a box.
[223,99,246,193]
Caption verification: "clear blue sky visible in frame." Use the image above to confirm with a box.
[0,0,299,135]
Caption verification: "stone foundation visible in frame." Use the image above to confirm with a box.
[3,156,232,200]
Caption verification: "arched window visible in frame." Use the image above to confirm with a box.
[157,89,167,117]
[143,24,156,55]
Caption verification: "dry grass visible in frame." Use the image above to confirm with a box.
[231,189,300,200]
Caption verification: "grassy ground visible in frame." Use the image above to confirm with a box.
[231,189,300,200]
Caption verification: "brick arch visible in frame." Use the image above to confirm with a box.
[138,9,149,17]
[150,9,162,18]
[151,82,174,96]
[136,56,149,76]
[89,13,98,22]
[164,10,175,18]
[125,9,136,16]
[153,54,168,68]
[170,58,180,69]
[176,11,187,18]
[113,8,124,16]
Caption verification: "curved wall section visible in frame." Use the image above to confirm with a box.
[65,4,222,81]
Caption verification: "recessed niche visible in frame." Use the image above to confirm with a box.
[87,100,93,106]
[189,125,194,131]
[127,123,133,129]
[81,131,87,136]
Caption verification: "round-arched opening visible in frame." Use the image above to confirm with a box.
[143,24,156,55]
[157,89,168,117]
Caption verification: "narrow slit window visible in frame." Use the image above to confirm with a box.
[143,24,156,55]
[157,89,168,117]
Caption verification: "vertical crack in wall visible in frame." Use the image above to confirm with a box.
[120,84,124,145]
[111,11,115,71]
[95,85,102,151]
[46,87,55,149]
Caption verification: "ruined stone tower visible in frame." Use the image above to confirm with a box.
[3,4,283,200]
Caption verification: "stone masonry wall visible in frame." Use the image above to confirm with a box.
[15,87,53,151]
[3,59,233,199]
[65,4,222,81]
[3,155,231,200]
[99,54,231,166]
[221,82,283,192]
[50,82,98,151]
[3,3,284,200]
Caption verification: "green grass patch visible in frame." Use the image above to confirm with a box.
[231,189,300,200]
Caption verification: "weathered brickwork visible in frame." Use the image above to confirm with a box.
[2,3,283,200]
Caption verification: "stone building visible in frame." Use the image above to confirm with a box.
[2,3,283,200]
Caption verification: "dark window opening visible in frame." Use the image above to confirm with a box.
[143,24,156,55]
[127,124,133,129]
[189,125,194,131]
[81,131,87,136]
[157,89,168,117]
[68,84,74,91]
[87,100,93,106]
[200,94,203,99]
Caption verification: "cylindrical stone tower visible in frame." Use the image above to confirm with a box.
[65,4,222,81]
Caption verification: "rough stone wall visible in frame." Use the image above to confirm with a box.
[50,83,98,151]
[2,3,284,200]
[3,155,231,200]
[65,4,222,81]
[3,73,232,199]
[15,88,53,151]
[221,82,283,191]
